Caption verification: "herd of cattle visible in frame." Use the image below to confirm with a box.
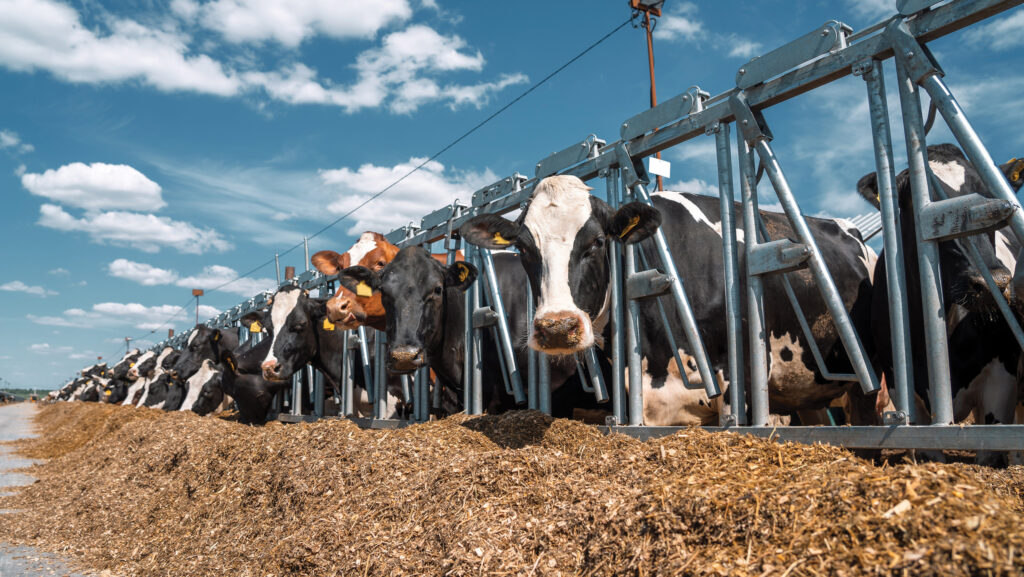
[49,144,1024,459]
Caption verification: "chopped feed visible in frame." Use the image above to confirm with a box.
[1,403,1022,576]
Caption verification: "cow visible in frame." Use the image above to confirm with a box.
[177,359,222,414]
[340,247,597,416]
[460,174,881,426]
[858,144,1024,464]
[99,349,142,403]
[124,347,177,406]
[311,231,462,331]
[169,325,240,383]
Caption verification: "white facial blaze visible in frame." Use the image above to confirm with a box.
[346,232,381,268]
[187,329,199,346]
[264,289,302,367]
[930,159,968,193]
[835,217,878,281]
[179,360,218,411]
[131,347,174,407]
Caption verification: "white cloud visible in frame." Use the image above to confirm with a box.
[842,0,895,21]
[653,2,705,43]
[0,280,58,297]
[667,177,717,196]
[37,204,231,254]
[0,128,33,153]
[21,162,164,211]
[965,9,1024,51]
[0,0,240,96]
[107,259,276,297]
[185,0,412,47]
[726,37,763,59]
[321,156,497,233]
[29,302,221,331]
[108,259,179,286]
[48,268,69,276]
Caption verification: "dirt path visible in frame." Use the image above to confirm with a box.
[0,403,92,577]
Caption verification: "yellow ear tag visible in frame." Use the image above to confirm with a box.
[1012,158,1024,182]
[458,263,470,283]
[619,214,641,239]
[356,281,373,298]
[104,390,111,396]
[249,321,262,333]
[213,331,220,342]
[226,357,236,372]
[129,363,135,368]
[492,232,511,246]
[322,318,336,331]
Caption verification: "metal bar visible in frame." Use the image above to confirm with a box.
[290,371,302,416]
[636,245,694,391]
[861,57,916,422]
[400,374,411,405]
[374,330,387,419]
[340,330,352,416]
[526,276,539,411]
[632,183,721,399]
[738,134,766,427]
[714,122,744,422]
[896,56,953,425]
[470,248,484,415]
[583,347,609,403]
[752,138,880,394]
[606,168,626,425]
[357,326,374,405]
[624,226,644,424]
[478,247,527,404]
[463,244,475,414]
[538,351,551,415]
[311,366,323,418]
[304,237,309,272]
[602,424,1024,451]
[920,73,1024,246]
[417,366,430,421]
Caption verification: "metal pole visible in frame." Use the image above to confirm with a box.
[714,123,744,424]
[920,74,1024,245]
[340,330,352,416]
[274,253,281,285]
[304,237,310,272]
[752,139,879,395]
[526,276,539,411]
[642,8,663,192]
[896,57,953,425]
[374,330,387,419]
[463,244,476,414]
[290,371,302,416]
[606,168,627,425]
[624,185,644,425]
[357,326,374,405]
[538,352,551,415]
[478,247,526,404]
[470,248,484,416]
[861,58,915,422]
[633,184,721,399]
[311,366,323,418]
[738,134,767,427]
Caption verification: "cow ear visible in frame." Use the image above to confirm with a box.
[460,215,520,249]
[219,350,237,373]
[311,250,346,275]
[340,266,379,297]
[241,311,266,333]
[1000,157,1024,191]
[856,172,882,210]
[445,261,478,291]
[609,202,662,244]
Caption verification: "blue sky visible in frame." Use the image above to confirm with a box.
[1,0,1023,389]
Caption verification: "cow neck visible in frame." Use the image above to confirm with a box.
[308,324,342,392]
[428,285,465,389]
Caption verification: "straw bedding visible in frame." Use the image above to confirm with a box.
[1,403,1022,576]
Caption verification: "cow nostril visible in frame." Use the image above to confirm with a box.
[338,299,350,312]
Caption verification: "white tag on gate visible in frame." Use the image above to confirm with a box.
[648,157,672,178]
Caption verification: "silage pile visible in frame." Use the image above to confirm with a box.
[1,403,1022,576]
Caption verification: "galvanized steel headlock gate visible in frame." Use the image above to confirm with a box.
[152,0,1024,451]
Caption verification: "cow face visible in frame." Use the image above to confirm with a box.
[179,359,222,414]
[171,326,234,382]
[126,350,158,381]
[110,350,141,380]
[254,285,329,382]
[341,246,477,374]
[311,232,399,331]
[460,174,660,355]
[858,144,1024,315]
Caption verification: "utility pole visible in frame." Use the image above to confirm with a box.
[124,336,132,354]
[631,0,665,191]
[192,289,205,325]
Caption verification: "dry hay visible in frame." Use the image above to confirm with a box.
[1,403,1023,576]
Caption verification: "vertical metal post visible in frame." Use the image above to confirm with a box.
[416,366,429,421]
[714,123,745,424]
[463,244,476,414]
[752,139,880,394]
[526,276,539,410]
[470,248,484,416]
[400,374,412,406]
[631,184,721,399]
[310,366,323,418]
[920,74,1024,245]
[623,187,645,426]
[896,58,953,424]
[538,352,551,415]
[304,237,310,272]
[862,58,915,422]
[738,134,768,427]
[374,330,387,419]
[357,326,374,404]
[290,371,302,416]
[606,168,627,425]
[274,253,281,285]
[340,330,352,416]
[477,247,526,404]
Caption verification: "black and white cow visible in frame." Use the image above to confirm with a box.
[341,247,598,416]
[129,348,179,406]
[170,325,239,383]
[100,349,142,403]
[859,144,1024,442]
[461,174,880,425]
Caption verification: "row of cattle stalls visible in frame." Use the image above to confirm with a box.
[150,0,1024,452]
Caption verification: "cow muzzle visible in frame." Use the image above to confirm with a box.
[326,296,364,329]
[261,360,286,382]
[532,312,586,353]
[127,368,139,380]
[388,346,425,373]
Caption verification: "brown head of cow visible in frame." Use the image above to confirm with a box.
[311,232,398,331]
[460,175,660,355]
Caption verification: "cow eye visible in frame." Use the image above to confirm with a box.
[374,260,386,270]
[433,285,443,296]
[292,322,306,331]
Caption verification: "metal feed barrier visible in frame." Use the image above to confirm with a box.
[150,0,1024,451]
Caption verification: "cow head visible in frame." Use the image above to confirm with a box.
[179,359,223,415]
[126,349,158,381]
[460,174,660,355]
[857,144,1024,314]
[110,349,141,380]
[247,285,329,382]
[340,246,477,374]
[311,232,399,331]
[170,326,236,382]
